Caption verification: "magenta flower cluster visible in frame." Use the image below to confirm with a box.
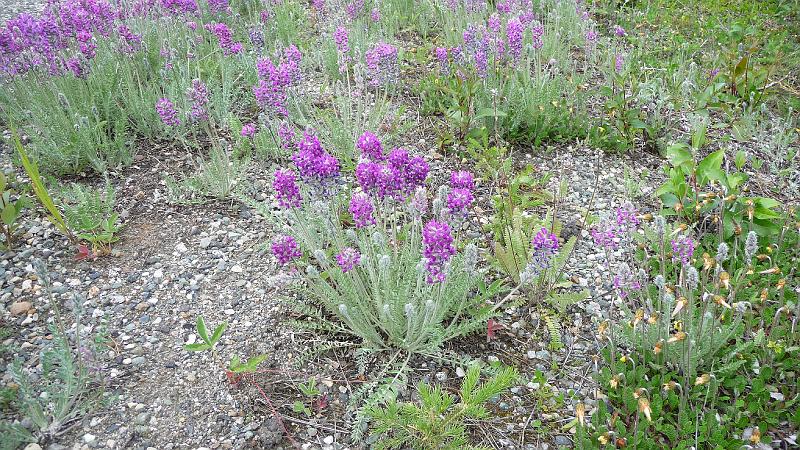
[335,247,361,273]
[156,98,180,127]
[272,235,302,265]
[591,205,640,250]
[446,170,475,215]
[345,0,364,20]
[187,78,209,122]
[355,138,429,201]
[253,45,302,116]
[349,193,376,228]
[207,0,230,14]
[290,131,340,181]
[671,235,695,265]
[422,220,456,284]
[241,123,257,138]
[117,25,143,55]
[0,0,116,76]
[205,22,243,55]
[365,42,399,86]
[273,169,302,208]
[520,227,559,280]
[357,131,385,161]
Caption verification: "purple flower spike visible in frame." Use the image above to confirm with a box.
[671,235,695,265]
[272,235,302,265]
[422,220,456,284]
[336,247,361,273]
[273,169,302,208]
[450,171,475,190]
[532,227,559,252]
[241,123,257,138]
[187,78,209,122]
[447,188,474,214]
[349,193,376,228]
[614,25,627,37]
[357,131,384,161]
[156,98,180,127]
[365,41,399,86]
[506,17,524,61]
[356,161,382,192]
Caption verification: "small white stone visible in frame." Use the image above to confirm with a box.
[83,433,96,444]
[176,243,188,253]
[323,436,334,445]
[231,265,243,273]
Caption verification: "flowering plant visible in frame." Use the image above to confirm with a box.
[263,131,500,353]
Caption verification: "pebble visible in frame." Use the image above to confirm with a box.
[10,301,32,315]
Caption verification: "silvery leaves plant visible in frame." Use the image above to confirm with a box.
[284,196,499,354]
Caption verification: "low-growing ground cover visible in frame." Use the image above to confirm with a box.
[0,0,797,449]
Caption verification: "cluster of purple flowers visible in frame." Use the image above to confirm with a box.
[0,0,117,76]
[253,45,302,116]
[439,11,544,79]
[434,47,450,75]
[205,22,242,55]
[346,0,364,20]
[520,227,558,282]
[117,25,143,55]
[356,131,384,161]
[207,0,230,14]
[506,17,525,61]
[156,98,180,126]
[591,204,640,250]
[349,193,376,228]
[671,235,695,265]
[370,7,380,22]
[273,169,302,208]
[249,27,265,51]
[364,42,398,87]
[612,263,640,299]
[422,220,456,283]
[446,170,475,216]
[335,247,361,273]
[272,235,302,265]
[355,138,429,201]
[241,122,257,138]
[333,27,351,73]
[290,131,340,181]
[186,78,209,122]
[278,121,296,150]
[161,0,199,15]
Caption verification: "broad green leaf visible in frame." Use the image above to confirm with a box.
[474,108,507,120]
[196,316,209,344]
[696,149,725,184]
[210,321,227,345]
[665,144,693,168]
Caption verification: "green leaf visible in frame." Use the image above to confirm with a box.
[474,108,507,120]
[734,56,748,77]
[210,321,227,345]
[665,144,693,168]
[184,343,211,352]
[696,150,725,184]
[13,128,72,239]
[196,316,209,344]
